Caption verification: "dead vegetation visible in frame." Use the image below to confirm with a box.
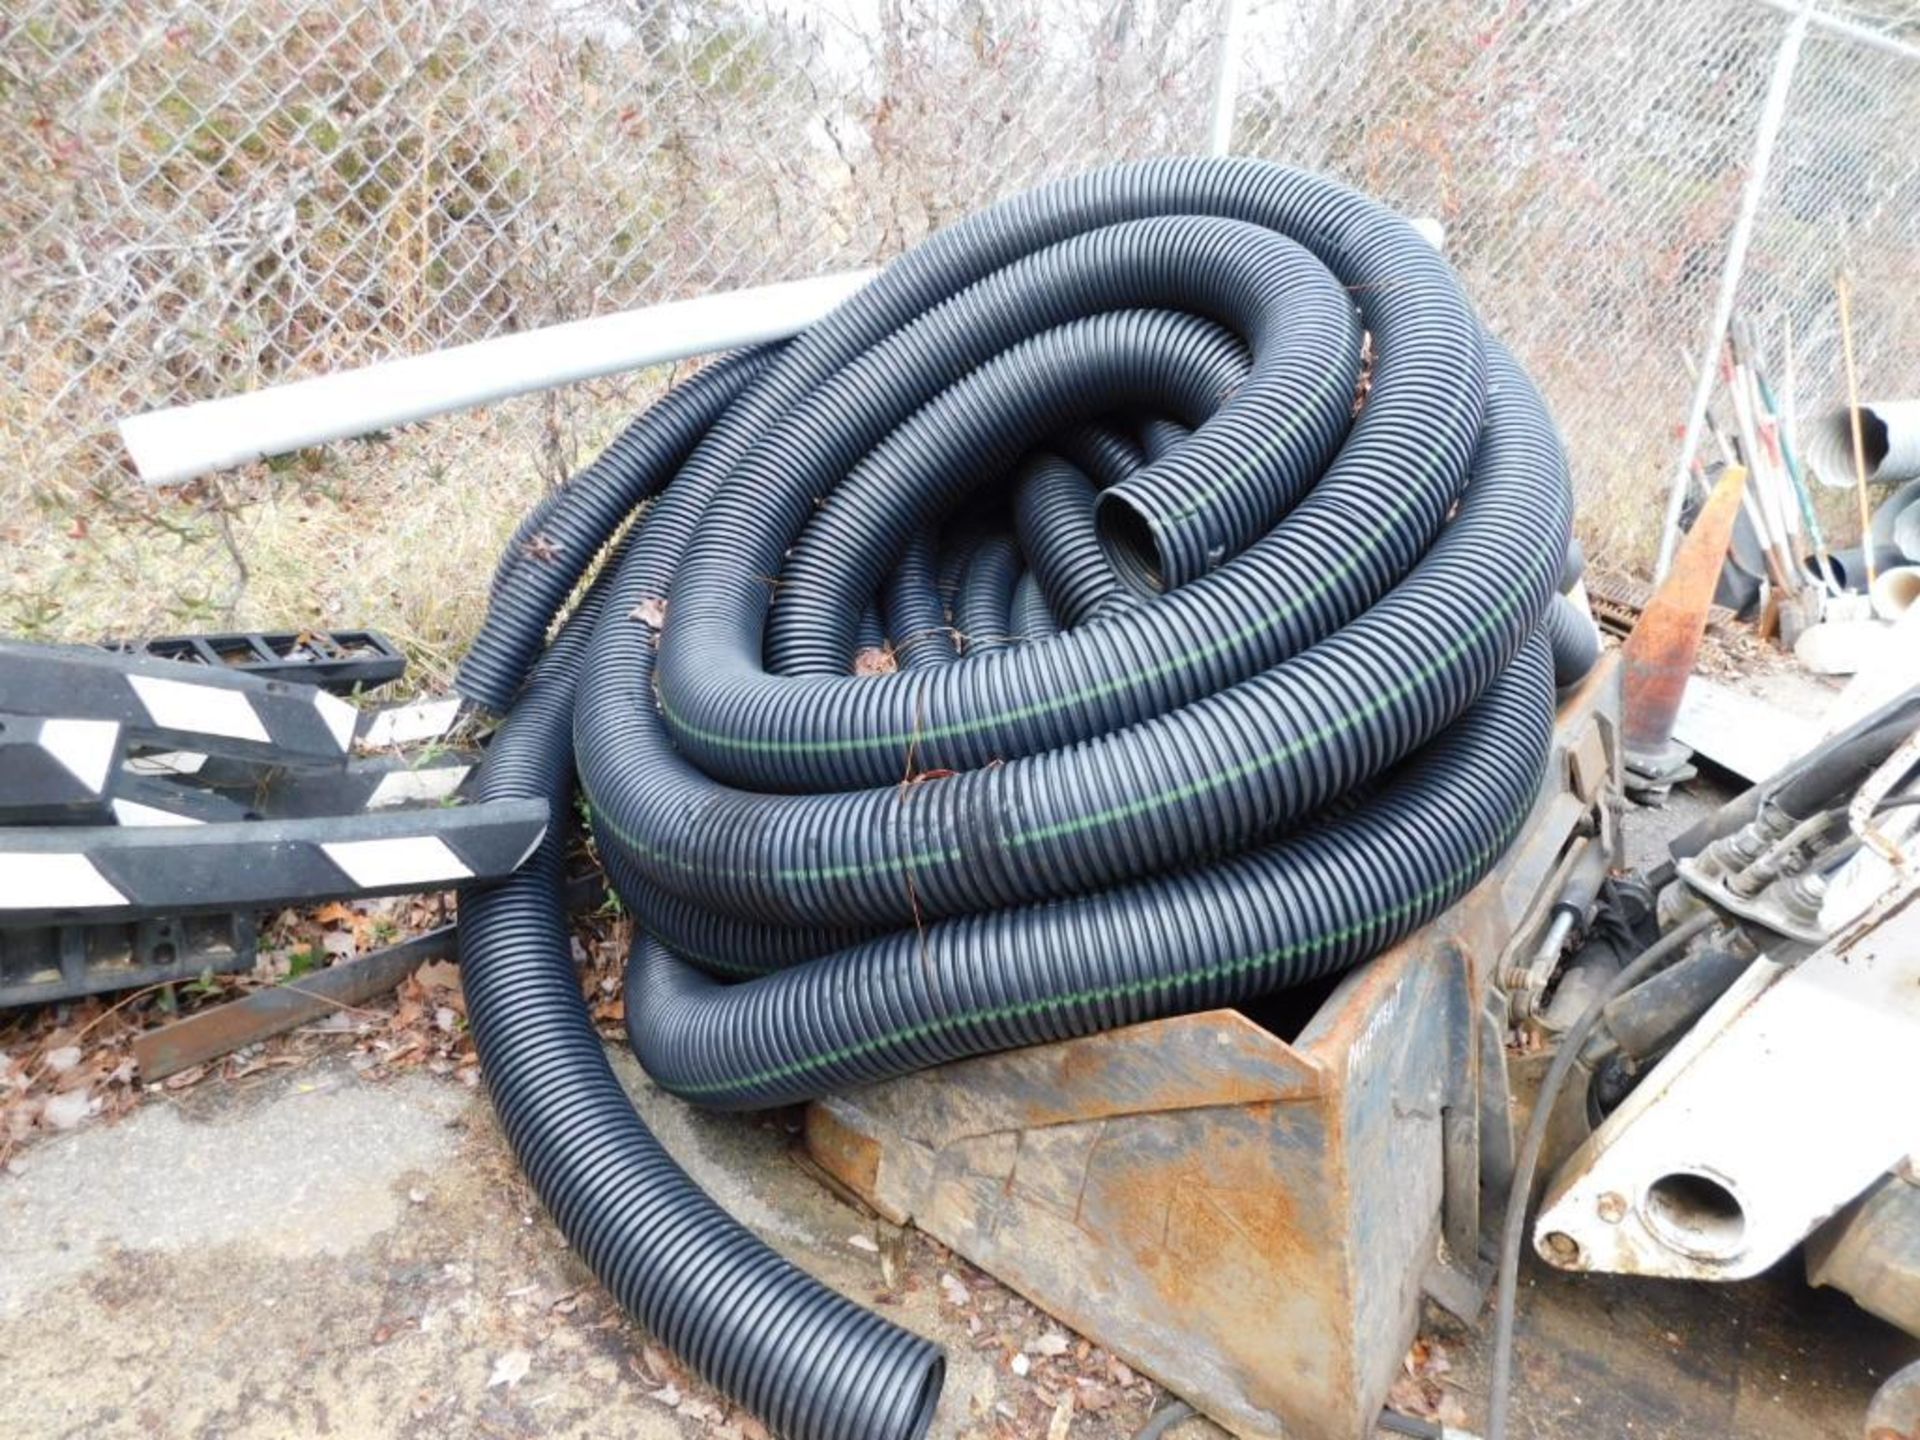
[0,888,635,1170]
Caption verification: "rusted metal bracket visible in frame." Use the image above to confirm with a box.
[806,658,1622,1440]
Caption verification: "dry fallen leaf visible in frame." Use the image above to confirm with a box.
[41,1090,90,1130]
[487,1349,532,1389]
[1073,1381,1115,1413]
[413,961,461,992]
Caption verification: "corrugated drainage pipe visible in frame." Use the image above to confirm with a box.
[1871,565,1920,621]
[454,157,1575,1440]
[1806,399,1920,489]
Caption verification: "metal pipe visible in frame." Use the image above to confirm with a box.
[1748,0,1920,62]
[117,269,879,485]
[1654,0,1813,580]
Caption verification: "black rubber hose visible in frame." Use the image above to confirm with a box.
[1052,422,1146,489]
[578,335,1560,935]
[1666,687,1920,857]
[455,157,1574,1440]
[625,633,1554,1110]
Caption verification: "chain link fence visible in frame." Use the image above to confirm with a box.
[2,0,1917,651]
[1231,0,1920,557]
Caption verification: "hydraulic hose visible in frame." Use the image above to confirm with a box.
[455,157,1575,1440]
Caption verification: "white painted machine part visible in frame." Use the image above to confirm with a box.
[320,836,473,889]
[1533,875,1920,1281]
[1822,828,1913,934]
[119,270,877,485]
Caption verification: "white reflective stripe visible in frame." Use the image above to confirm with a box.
[360,697,460,748]
[0,854,127,910]
[128,674,270,744]
[111,799,204,827]
[511,824,549,874]
[366,767,469,808]
[36,717,119,794]
[314,690,357,753]
[125,750,207,776]
[321,836,472,888]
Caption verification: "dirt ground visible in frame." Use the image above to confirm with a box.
[2,1006,1912,1440]
[0,1047,1173,1440]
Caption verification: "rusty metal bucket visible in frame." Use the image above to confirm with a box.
[807,657,1621,1439]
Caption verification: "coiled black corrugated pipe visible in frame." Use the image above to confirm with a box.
[1542,591,1600,690]
[455,156,1574,1440]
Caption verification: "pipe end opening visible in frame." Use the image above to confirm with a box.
[904,1356,945,1440]
[1643,1170,1746,1262]
[1093,491,1166,597]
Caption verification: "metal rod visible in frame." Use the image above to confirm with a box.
[1748,0,1920,62]
[1836,273,1879,589]
[1653,0,1813,580]
[1206,0,1250,156]
[131,925,457,1081]
[118,269,879,485]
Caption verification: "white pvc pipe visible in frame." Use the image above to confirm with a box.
[1870,565,1920,621]
[1206,0,1249,156]
[1653,0,1812,580]
[119,268,879,485]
